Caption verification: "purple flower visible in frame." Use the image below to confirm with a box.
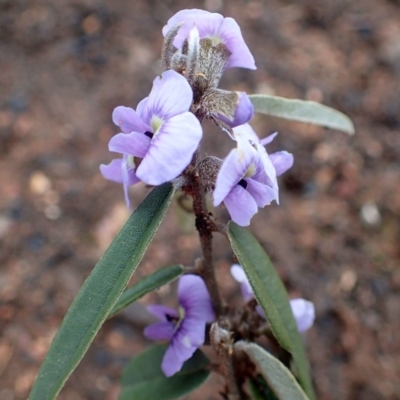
[230,264,315,333]
[213,124,293,226]
[144,275,215,377]
[162,9,256,70]
[230,263,254,302]
[288,299,315,333]
[100,70,202,206]
[217,92,254,128]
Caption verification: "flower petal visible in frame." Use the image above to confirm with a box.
[162,10,255,70]
[260,132,278,146]
[223,185,258,226]
[136,112,202,185]
[161,341,188,377]
[108,132,151,158]
[100,159,124,183]
[112,106,149,133]
[136,97,148,117]
[100,157,140,208]
[161,318,206,377]
[232,123,260,143]
[246,178,277,207]
[178,275,214,322]
[219,17,256,70]
[213,143,255,206]
[230,264,247,283]
[290,299,315,333]
[218,92,254,128]
[141,70,193,123]
[147,305,178,321]
[121,154,141,208]
[177,317,207,348]
[256,305,265,318]
[230,264,254,301]
[254,143,278,189]
[269,151,294,177]
[144,321,175,341]
[162,9,223,49]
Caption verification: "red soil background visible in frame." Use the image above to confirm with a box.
[1,0,400,399]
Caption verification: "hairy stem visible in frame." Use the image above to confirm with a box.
[210,322,242,400]
[184,151,243,398]
[188,158,223,316]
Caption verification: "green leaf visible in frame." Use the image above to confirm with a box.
[249,94,355,135]
[108,264,184,318]
[249,379,268,400]
[248,377,276,400]
[119,344,210,400]
[236,342,310,400]
[29,183,175,400]
[249,374,280,400]
[227,222,315,400]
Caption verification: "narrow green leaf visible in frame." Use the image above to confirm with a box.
[249,379,267,400]
[228,222,315,400]
[249,375,280,400]
[29,183,175,400]
[236,342,310,400]
[119,344,210,400]
[249,94,355,135]
[108,264,184,318]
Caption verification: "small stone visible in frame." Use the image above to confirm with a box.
[82,14,101,35]
[44,205,62,220]
[339,269,357,292]
[29,171,51,195]
[360,203,381,226]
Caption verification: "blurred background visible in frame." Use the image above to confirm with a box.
[1,0,400,399]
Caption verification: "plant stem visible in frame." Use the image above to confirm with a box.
[192,172,223,316]
[210,322,242,400]
[184,151,242,398]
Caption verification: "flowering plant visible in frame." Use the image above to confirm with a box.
[29,8,354,400]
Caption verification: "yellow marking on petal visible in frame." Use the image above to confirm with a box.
[127,155,136,169]
[172,306,186,334]
[244,163,256,178]
[208,35,223,46]
[178,306,186,319]
[151,116,164,137]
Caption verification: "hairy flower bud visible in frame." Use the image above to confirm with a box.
[197,156,223,192]
[186,26,200,84]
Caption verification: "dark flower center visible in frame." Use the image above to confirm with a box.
[238,179,248,189]
[144,131,154,139]
[166,313,178,323]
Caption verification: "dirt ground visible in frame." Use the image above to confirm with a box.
[1,0,400,399]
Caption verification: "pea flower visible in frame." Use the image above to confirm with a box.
[213,124,293,226]
[100,70,202,206]
[230,264,315,333]
[144,275,215,377]
[162,9,256,70]
[216,91,254,128]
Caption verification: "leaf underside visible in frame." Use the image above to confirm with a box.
[236,341,309,400]
[249,94,355,135]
